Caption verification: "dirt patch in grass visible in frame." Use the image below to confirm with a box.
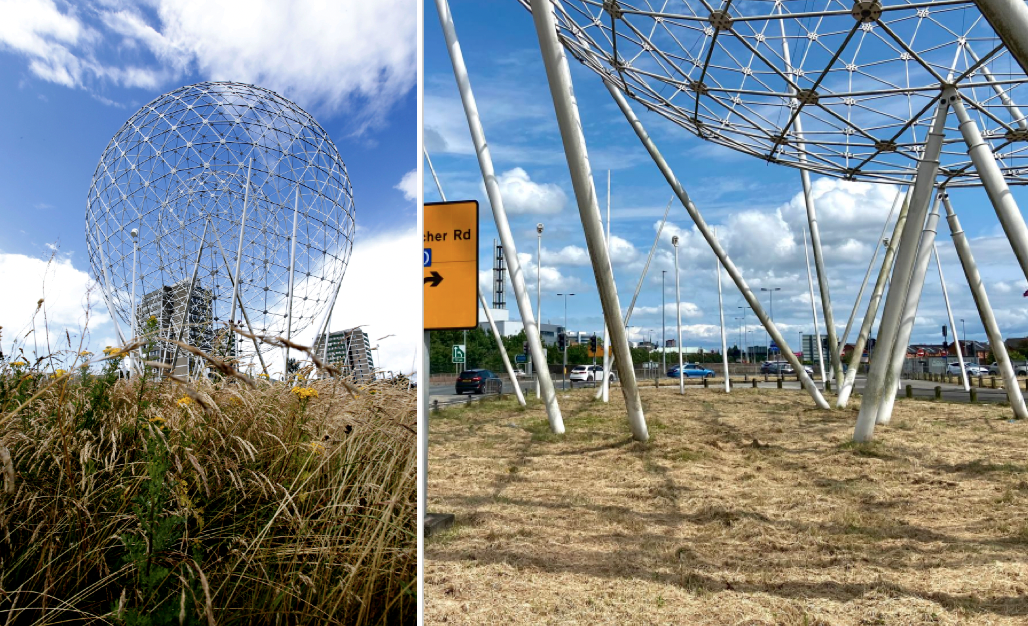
[425,387,1028,625]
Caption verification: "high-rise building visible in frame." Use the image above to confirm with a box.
[136,279,215,376]
[313,328,376,383]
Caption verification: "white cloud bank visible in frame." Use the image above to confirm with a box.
[395,169,418,202]
[0,0,416,128]
[0,252,112,359]
[490,168,566,215]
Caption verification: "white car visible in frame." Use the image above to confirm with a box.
[987,361,1028,376]
[569,364,617,386]
[948,362,985,376]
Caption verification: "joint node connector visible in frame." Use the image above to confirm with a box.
[603,0,623,19]
[1005,129,1028,143]
[708,9,734,31]
[873,139,897,152]
[851,0,882,23]
[796,89,819,106]
[688,80,709,96]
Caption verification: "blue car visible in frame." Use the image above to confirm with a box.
[667,363,715,378]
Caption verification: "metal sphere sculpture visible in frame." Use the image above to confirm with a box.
[85,81,355,367]
[521,0,1028,186]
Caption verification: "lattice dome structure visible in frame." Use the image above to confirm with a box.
[520,0,1028,186]
[85,81,355,366]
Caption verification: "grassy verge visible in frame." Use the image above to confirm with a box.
[0,351,415,624]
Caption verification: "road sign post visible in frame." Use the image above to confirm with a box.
[425,201,479,331]
[452,344,466,364]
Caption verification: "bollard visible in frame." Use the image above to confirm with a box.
[777,378,783,389]
[970,387,978,402]
[825,379,832,392]
[978,375,983,388]
[432,399,440,414]
[991,376,997,389]
[905,384,912,398]
[703,377,709,388]
[764,373,769,382]
[934,386,942,400]
[752,379,758,388]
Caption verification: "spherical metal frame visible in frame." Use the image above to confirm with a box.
[520,0,1028,187]
[86,81,355,360]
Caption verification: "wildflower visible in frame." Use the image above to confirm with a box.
[102,346,120,356]
[10,361,26,367]
[309,441,325,455]
[177,396,193,407]
[292,387,319,400]
[53,369,67,377]
[258,373,269,379]
[79,350,92,357]
[148,315,157,322]
[150,416,166,424]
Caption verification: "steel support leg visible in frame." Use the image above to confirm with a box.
[854,99,948,440]
[530,0,647,440]
[802,227,826,382]
[600,170,612,403]
[943,195,1028,418]
[169,220,210,378]
[716,236,730,393]
[436,0,564,433]
[934,244,969,391]
[951,93,1028,283]
[211,227,270,378]
[229,158,252,365]
[674,241,684,395]
[973,0,1028,77]
[838,189,911,407]
[839,188,903,351]
[603,80,828,408]
[479,287,527,406]
[284,187,301,379]
[877,193,945,425]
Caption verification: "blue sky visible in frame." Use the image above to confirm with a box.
[424,0,1028,355]
[0,0,418,374]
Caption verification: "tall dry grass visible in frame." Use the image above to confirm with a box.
[0,344,416,624]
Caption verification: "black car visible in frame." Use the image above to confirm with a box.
[455,369,503,395]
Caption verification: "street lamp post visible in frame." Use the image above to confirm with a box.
[673,236,684,394]
[662,270,667,373]
[760,287,781,364]
[557,292,575,389]
[536,223,543,398]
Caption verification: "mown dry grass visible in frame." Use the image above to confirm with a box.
[425,387,1028,625]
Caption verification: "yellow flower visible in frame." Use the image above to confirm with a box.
[79,350,92,357]
[54,369,67,377]
[309,441,325,455]
[150,416,166,424]
[177,396,193,407]
[291,387,318,399]
[258,373,269,379]
[10,361,26,367]
[148,315,157,322]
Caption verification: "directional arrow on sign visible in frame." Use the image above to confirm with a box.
[424,271,443,287]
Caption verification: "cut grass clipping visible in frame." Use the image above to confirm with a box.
[426,387,1028,625]
[0,347,415,624]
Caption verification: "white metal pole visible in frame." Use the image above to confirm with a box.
[436,0,564,432]
[877,192,946,425]
[601,170,612,403]
[838,190,911,408]
[168,220,210,378]
[951,93,1028,283]
[530,0,647,441]
[715,230,730,393]
[479,288,527,406]
[854,99,948,441]
[230,158,253,364]
[972,0,1028,76]
[93,228,139,375]
[802,227,826,383]
[602,79,829,409]
[780,15,841,384]
[839,188,903,350]
[934,244,969,391]
[211,230,270,377]
[420,329,429,542]
[131,229,141,370]
[673,236,683,395]
[284,186,301,380]
[536,224,543,400]
[942,194,1028,418]
[965,46,1028,131]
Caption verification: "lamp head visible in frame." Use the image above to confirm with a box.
[671,235,679,246]
[130,228,138,240]
[536,223,544,234]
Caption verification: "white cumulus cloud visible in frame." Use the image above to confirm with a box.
[491,168,566,215]
[395,169,418,202]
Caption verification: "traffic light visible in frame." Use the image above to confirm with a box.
[590,334,598,352]
[558,332,566,350]
[523,341,529,355]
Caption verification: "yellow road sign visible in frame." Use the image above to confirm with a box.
[424,201,479,330]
